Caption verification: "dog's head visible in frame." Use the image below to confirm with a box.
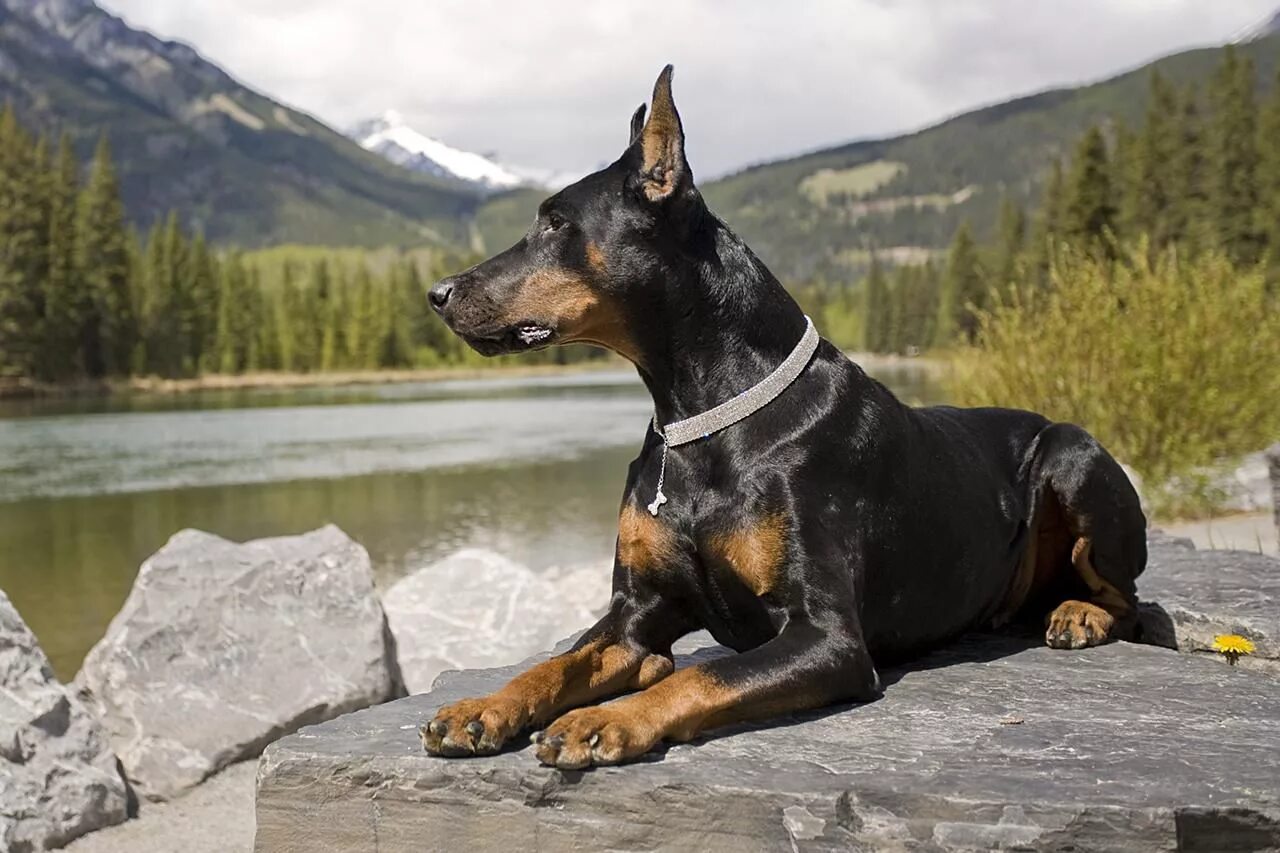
[428,65,700,367]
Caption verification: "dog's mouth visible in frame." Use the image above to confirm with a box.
[460,321,558,356]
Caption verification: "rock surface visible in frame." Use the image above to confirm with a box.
[383,549,610,694]
[1,591,130,851]
[1140,534,1280,675]
[76,525,401,802]
[258,540,1280,852]
[257,629,1280,852]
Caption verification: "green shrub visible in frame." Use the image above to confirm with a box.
[950,243,1280,513]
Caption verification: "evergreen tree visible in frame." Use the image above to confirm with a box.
[1124,72,1180,248]
[992,194,1026,293]
[1167,84,1209,251]
[1206,46,1262,265]
[75,135,134,377]
[1063,125,1116,251]
[188,233,218,374]
[39,134,82,381]
[0,107,48,377]
[1257,68,1280,272]
[861,253,889,353]
[1027,159,1066,287]
[937,221,984,345]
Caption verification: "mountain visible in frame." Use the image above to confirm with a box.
[350,110,526,192]
[691,32,1280,283]
[475,29,1280,281]
[1235,9,1280,43]
[0,0,482,246]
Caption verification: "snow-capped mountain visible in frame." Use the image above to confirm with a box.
[1232,7,1280,42]
[349,111,530,192]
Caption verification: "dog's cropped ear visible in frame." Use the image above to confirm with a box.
[634,64,689,202]
[628,104,647,147]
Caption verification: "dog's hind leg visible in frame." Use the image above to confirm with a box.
[1032,423,1147,650]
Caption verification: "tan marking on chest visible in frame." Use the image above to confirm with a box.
[618,504,678,573]
[709,513,788,596]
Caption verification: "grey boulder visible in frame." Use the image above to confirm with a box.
[1,591,129,851]
[75,525,401,802]
[383,549,609,695]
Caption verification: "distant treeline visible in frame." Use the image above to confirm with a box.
[860,45,1280,353]
[0,109,604,384]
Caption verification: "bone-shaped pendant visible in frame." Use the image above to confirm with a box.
[647,490,668,516]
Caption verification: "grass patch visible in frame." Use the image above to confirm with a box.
[800,160,906,205]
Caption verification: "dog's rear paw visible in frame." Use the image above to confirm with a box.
[420,696,525,757]
[1045,600,1115,649]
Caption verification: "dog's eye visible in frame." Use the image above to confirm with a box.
[546,212,567,232]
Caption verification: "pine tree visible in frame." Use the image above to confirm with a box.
[1124,72,1180,248]
[937,221,984,345]
[1167,84,1208,251]
[75,135,134,377]
[1063,125,1116,251]
[188,233,218,375]
[992,194,1026,293]
[1206,46,1262,265]
[0,106,48,377]
[1257,68,1280,272]
[861,254,889,353]
[39,134,83,381]
[1027,159,1066,287]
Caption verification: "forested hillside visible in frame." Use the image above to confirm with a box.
[0,0,482,247]
[0,111,607,386]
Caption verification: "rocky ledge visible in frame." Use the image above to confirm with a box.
[256,538,1280,852]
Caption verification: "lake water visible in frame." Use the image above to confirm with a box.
[0,363,945,680]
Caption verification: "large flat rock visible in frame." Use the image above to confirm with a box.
[257,630,1280,851]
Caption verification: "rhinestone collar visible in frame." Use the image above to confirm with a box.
[646,315,820,514]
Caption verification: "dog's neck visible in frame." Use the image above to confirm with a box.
[635,215,809,428]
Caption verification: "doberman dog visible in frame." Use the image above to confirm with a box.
[422,66,1147,770]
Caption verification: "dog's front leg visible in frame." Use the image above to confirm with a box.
[421,607,675,757]
[533,619,879,769]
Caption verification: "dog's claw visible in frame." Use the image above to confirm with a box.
[589,733,600,747]
[466,721,484,740]
[530,731,544,745]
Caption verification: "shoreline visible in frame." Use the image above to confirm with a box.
[1,351,952,401]
[0,360,629,401]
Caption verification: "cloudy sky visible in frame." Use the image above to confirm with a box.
[100,0,1277,179]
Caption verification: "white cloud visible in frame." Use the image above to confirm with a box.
[100,0,1277,178]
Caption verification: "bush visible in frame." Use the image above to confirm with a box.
[950,243,1280,515]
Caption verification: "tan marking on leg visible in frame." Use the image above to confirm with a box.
[535,666,739,768]
[421,638,644,757]
[1045,599,1116,649]
[709,513,787,596]
[628,653,675,689]
[618,503,678,574]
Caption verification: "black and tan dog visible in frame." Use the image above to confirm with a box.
[421,66,1147,770]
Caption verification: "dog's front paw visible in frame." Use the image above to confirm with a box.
[532,705,659,769]
[420,696,525,757]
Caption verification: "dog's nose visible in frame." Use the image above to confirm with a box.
[428,279,454,313]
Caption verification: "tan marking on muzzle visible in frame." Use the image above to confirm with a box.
[504,268,642,366]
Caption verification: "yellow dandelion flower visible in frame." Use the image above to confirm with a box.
[1212,634,1255,665]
